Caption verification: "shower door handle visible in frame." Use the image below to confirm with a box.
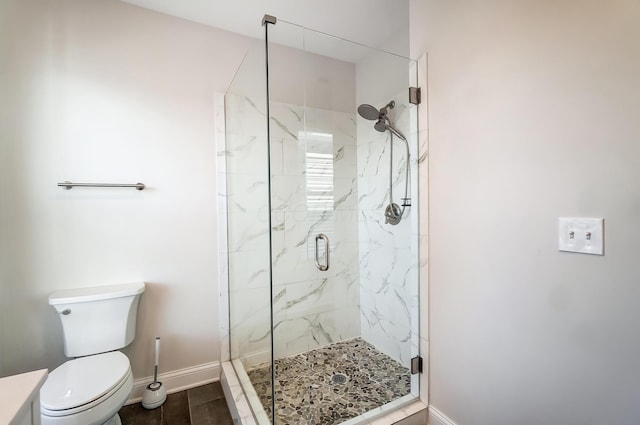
[315,234,330,271]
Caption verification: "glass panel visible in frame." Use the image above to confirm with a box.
[263,21,420,425]
[224,39,273,423]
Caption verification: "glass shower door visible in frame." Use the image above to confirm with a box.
[224,39,274,424]
[256,20,420,425]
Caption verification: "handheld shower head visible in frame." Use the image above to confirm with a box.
[374,119,387,132]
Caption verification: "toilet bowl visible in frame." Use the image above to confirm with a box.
[41,352,133,425]
[40,282,145,425]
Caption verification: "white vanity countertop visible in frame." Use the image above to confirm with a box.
[0,368,48,424]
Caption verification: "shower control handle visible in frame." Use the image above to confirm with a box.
[315,234,330,271]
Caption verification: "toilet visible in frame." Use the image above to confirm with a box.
[40,282,145,425]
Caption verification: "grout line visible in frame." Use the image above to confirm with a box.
[187,390,194,425]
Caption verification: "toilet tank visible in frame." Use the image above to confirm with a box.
[49,282,145,357]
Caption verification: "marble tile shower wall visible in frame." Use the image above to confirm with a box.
[356,92,420,367]
[225,94,360,366]
[224,94,271,367]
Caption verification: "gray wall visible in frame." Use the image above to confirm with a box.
[411,1,640,424]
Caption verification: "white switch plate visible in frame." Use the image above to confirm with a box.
[558,217,604,255]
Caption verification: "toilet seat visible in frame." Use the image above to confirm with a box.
[41,351,131,416]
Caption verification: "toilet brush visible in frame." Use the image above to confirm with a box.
[142,337,167,409]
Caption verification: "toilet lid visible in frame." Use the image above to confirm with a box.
[41,351,130,411]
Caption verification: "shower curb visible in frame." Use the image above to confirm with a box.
[221,361,258,425]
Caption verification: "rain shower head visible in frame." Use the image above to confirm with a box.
[357,104,380,120]
[357,100,396,121]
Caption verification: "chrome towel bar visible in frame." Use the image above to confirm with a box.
[57,181,146,190]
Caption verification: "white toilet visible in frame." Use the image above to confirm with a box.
[40,282,145,425]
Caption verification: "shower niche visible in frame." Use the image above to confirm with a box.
[221,17,420,425]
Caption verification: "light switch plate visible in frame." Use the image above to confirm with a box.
[558,217,604,255]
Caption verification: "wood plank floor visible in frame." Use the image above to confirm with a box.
[119,382,233,425]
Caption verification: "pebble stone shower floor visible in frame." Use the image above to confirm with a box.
[247,338,411,424]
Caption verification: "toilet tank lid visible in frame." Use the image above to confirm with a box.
[49,282,145,305]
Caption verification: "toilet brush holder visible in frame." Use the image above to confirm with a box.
[142,380,167,409]
[142,337,167,409]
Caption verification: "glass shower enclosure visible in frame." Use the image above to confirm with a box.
[223,17,419,425]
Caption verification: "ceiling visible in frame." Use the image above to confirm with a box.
[119,0,410,60]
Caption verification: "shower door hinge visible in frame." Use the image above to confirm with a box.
[409,87,422,105]
[411,356,423,374]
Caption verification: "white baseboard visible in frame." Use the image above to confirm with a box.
[126,361,221,405]
[429,406,457,425]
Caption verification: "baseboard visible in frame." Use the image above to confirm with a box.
[126,361,221,405]
[428,406,457,425]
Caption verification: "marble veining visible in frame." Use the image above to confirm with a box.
[225,94,361,365]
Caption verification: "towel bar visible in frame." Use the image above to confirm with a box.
[57,181,145,190]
